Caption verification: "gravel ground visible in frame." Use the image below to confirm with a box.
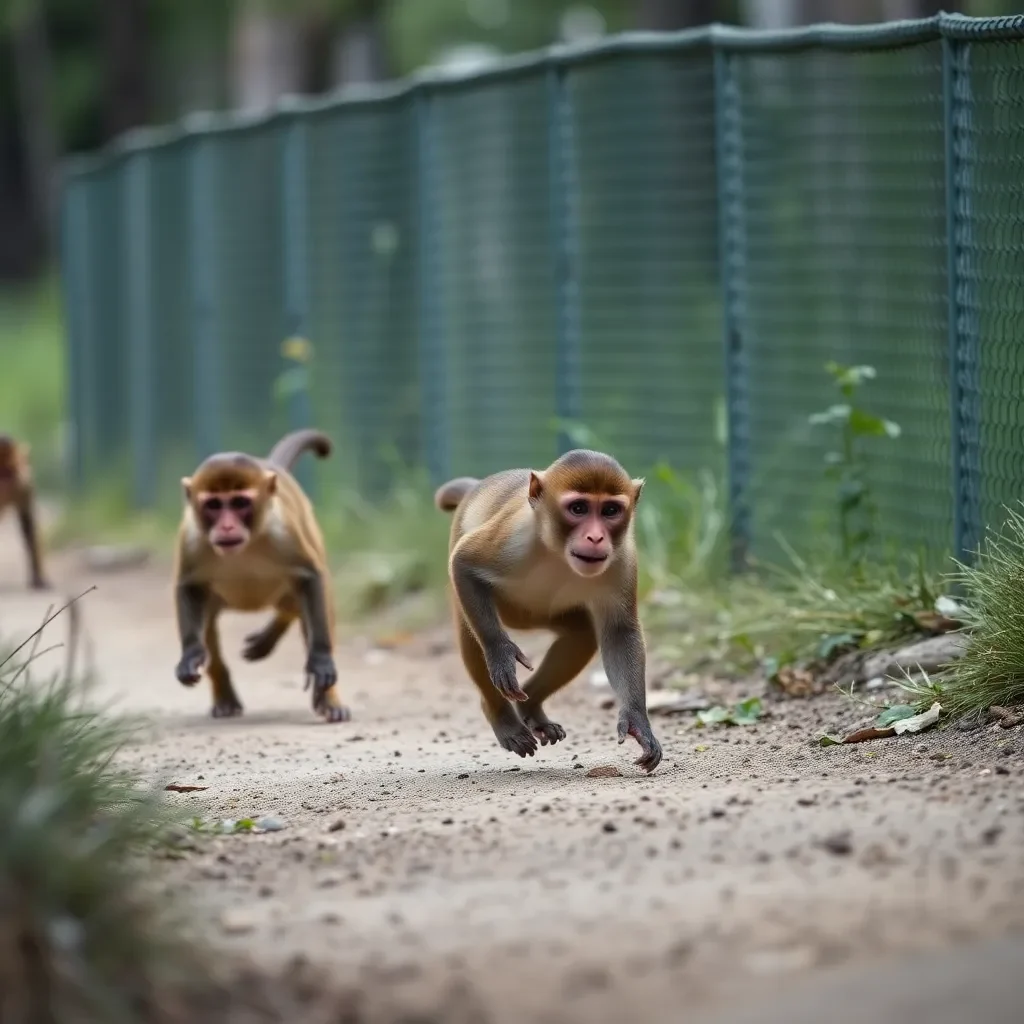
[2,527,1023,1023]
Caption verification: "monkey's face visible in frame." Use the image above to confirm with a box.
[197,490,257,555]
[558,491,630,578]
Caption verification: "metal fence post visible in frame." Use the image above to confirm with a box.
[59,178,93,492]
[281,113,316,497]
[415,90,449,484]
[188,129,221,460]
[125,151,156,506]
[547,61,582,456]
[713,45,751,572]
[943,35,983,565]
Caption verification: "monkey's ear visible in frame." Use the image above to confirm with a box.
[631,477,646,504]
[264,471,278,496]
[181,476,192,501]
[528,471,544,504]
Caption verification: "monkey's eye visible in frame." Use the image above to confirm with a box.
[567,500,589,517]
[601,502,623,519]
[202,497,224,514]
[227,495,253,512]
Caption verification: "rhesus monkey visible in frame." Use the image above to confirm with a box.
[173,428,348,722]
[0,433,49,590]
[435,449,662,773]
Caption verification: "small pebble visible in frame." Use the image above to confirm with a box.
[256,816,286,833]
[587,765,622,778]
[602,822,617,833]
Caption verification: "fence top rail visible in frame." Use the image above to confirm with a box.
[62,11,1024,182]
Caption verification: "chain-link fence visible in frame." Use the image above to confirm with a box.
[59,13,1024,567]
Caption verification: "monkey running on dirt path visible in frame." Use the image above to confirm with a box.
[173,428,348,722]
[0,433,50,590]
[435,448,662,773]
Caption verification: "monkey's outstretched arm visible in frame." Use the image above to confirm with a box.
[175,580,209,685]
[295,567,338,697]
[450,542,534,702]
[595,611,662,773]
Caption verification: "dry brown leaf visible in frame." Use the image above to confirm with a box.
[841,726,896,744]
[585,765,623,778]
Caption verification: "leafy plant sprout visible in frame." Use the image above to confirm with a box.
[808,362,901,573]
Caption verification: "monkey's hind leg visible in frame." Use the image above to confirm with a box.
[203,610,244,718]
[458,619,538,758]
[518,610,597,746]
[16,494,48,590]
[242,604,297,662]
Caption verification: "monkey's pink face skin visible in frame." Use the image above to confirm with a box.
[560,491,629,577]
[198,490,256,555]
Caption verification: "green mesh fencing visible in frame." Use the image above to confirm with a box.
[733,42,951,564]
[58,13,1024,567]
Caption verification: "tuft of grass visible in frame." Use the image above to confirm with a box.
[0,596,210,1022]
[693,540,947,676]
[939,503,1024,717]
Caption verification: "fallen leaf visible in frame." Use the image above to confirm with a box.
[164,784,209,793]
[875,704,916,728]
[372,630,415,650]
[891,701,941,735]
[912,610,961,634]
[647,689,711,715]
[841,725,896,744]
[586,765,623,778]
[818,735,841,747]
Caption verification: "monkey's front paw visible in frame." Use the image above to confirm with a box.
[312,684,351,723]
[522,711,566,746]
[211,698,244,718]
[485,638,533,702]
[303,650,338,694]
[175,646,207,685]
[617,710,662,774]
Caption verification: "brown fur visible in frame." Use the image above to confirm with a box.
[0,434,48,590]
[437,448,662,772]
[173,430,347,722]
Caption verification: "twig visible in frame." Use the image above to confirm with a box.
[0,585,98,675]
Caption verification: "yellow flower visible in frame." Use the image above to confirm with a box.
[281,336,314,363]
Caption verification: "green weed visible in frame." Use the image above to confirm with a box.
[938,503,1024,716]
[808,362,901,570]
[0,597,208,1022]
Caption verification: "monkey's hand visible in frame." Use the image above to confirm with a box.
[303,650,338,697]
[175,644,207,686]
[617,708,662,774]
[484,636,534,702]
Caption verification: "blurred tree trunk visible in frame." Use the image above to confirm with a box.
[101,0,150,137]
[635,0,717,29]
[9,0,58,261]
[331,0,390,85]
[230,3,304,111]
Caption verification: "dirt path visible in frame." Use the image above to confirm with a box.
[2,520,1024,1023]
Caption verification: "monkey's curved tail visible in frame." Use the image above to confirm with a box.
[434,476,479,513]
[266,429,333,471]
